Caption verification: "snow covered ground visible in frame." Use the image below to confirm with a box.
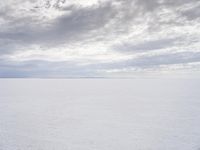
[0,78,200,150]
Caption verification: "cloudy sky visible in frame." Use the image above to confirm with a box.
[0,0,200,78]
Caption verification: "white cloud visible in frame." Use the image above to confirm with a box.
[0,0,200,77]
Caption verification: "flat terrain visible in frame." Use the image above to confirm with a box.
[0,79,200,150]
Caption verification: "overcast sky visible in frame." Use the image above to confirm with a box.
[0,0,200,77]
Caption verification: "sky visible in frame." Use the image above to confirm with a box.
[0,0,200,78]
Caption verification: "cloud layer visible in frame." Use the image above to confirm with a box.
[0,0,200,77]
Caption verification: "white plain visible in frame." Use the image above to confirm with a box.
[0,79,200,150]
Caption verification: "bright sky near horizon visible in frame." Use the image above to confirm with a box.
[0,0,200,77]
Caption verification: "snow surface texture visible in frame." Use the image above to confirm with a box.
[0,79,200,150]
